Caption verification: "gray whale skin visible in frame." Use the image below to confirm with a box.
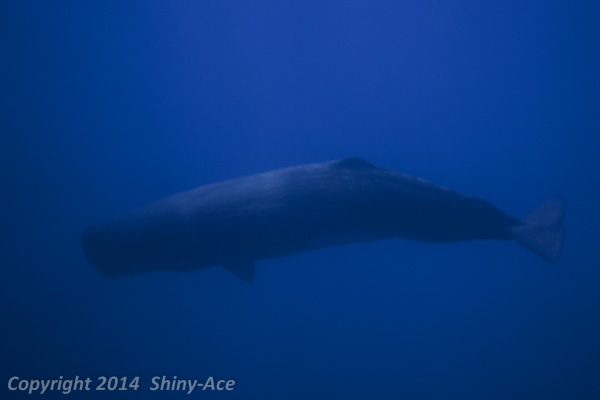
[82,158,566,281]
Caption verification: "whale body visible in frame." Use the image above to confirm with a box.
[82,158,566,281]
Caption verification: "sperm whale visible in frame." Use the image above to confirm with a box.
[82,158,566,281]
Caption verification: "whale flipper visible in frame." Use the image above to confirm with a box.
[222,260,256,282]
[510,196,566,263]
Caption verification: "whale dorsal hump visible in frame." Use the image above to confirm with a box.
[222,260,255,282]
[331,158,377,170]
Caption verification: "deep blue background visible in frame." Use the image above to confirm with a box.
[1,1,599,399]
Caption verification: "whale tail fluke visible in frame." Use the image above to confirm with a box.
[509,196,566,263]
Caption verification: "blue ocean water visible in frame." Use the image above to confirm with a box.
[1,1,599,399]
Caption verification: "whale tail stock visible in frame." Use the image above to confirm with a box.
[509,196,566,263]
